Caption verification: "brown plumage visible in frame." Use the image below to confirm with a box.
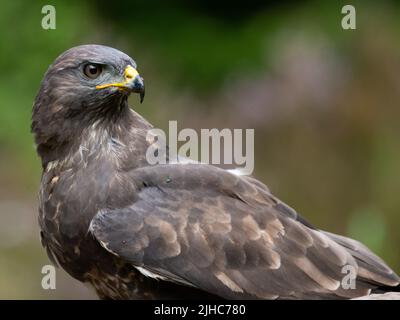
[32,44,400,299]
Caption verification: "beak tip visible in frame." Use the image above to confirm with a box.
[131,75,145,103]
[139,87,145,103]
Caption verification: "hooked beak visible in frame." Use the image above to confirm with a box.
[96,65,145,103]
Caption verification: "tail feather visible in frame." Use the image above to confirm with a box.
[373,283,400,294]
[322,231,400,289]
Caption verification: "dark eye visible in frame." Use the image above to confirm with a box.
[83,64,102,79]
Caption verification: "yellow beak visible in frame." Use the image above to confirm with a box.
[95,65,145,102]
[96,65,140,90]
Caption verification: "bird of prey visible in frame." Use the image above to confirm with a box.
[32,44,400,299]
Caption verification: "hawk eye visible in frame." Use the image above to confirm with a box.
[83,63,102,79]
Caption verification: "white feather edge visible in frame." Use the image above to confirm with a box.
[134,266,168,281]
[89,221,197,288]
[174,155,249,176]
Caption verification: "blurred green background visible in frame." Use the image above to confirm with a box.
[0,0,399,299]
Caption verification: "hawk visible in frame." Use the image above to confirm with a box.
[32,44,399,299]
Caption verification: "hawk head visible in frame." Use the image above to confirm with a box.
[32,45,145,163]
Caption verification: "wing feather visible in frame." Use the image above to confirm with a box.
[89,164,399,299]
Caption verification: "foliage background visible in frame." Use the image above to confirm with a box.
[0,0,399,299]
